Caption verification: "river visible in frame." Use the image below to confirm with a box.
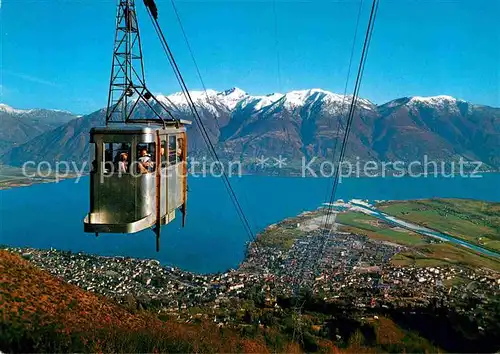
[349,201,500,259]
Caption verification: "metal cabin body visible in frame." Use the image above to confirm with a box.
[84,0,194,250]
[84,122,189,244]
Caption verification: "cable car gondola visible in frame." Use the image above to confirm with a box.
[83,0,190,251]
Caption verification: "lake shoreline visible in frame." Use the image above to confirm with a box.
[2,169,500,191]
[2,174,500,274]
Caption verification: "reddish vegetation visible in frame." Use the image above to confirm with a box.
[372,317,405,345]
[0,250,274,352]
[0,250,440,353]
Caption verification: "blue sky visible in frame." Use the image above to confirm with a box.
[1,0,499,113]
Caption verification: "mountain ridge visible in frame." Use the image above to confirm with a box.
[0,103,78,155]
[1,89,499,170]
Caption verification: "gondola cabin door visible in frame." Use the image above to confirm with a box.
[84,124,188,250]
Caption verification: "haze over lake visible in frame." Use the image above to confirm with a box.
[1,174,499,274]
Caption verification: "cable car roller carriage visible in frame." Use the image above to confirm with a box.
[83,0,191,251]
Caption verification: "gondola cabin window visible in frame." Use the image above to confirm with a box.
[177,136,185,162]
[104,142,131,174]
[136,142,156,174]
[168,135,177,165]
[89,143,96,172]
[161,139,168,168]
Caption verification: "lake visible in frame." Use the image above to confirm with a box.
[1,174,499,274]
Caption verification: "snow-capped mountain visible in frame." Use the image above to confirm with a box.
[217,87,248,110]
[384,94,471,110]
[155,87,376,119]
[0,104,77,154]
[157,87,248,115]
[1,89,499,171]
[0,103,29,115]
[0,103,75,117]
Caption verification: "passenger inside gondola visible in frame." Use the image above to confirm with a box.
[118,152,129,173]
[160,142,168,168]
[104,143,115,174]
[177,137,184,161]
[104,142,132,174]
[168,136,177,165]
[138,148,152,173]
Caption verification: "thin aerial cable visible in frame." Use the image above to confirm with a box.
[169,0,260,234]
[272,0,282,91]
[169,0,225,149]
[328,0,379,205]
[147,10,236,202]
[294,0,379,308]
[271,0,290,171]
[322,0,364,230]
[323,0,380,235]
[147,10,189,100]
[169,0,218,118]
[170,0,228,146]
[145,10,257,244]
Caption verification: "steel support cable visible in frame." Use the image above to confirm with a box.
[288,1,381,312]
[169,0,260,240]
[327,0,379,207]
[272,0,282,91]
[323,0,380,239]
[292,0,366,295]
[299,0,379,307]
[146,11,190,117]
[322,0,364,231]
[145,11,257,245]
[146,9,202,133]
[169,0,223,131]
[147,9,250,235]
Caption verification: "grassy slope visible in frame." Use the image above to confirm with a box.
[378,198,500,252]
[0,250,280,353]
[0,249,441,353]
